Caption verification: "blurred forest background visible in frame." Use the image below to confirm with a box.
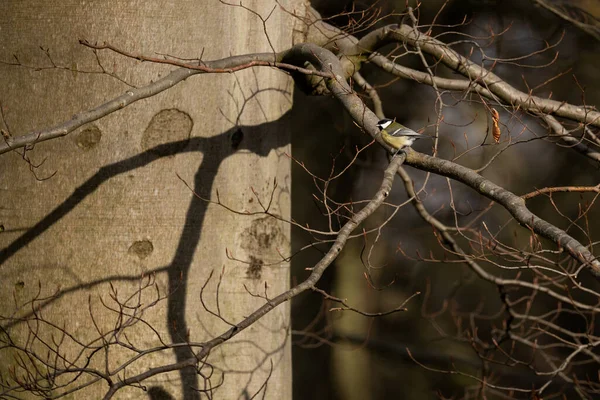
[291,0,600,399]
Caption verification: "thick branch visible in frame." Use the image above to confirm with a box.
[0,49,332,155]
[404,150,600,278]
[369,54,600,162]
[280,42,600,280]
[301,10,600,162]
[1,67,195,155]
[304,9,600,128]
[541,114,600,161]
[364,24,600,128]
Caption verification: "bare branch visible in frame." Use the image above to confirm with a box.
[404,150,600,278]
[522,184,600,200]
[530,0,600,42]
[101,155,407,398]
[0,47,332,155]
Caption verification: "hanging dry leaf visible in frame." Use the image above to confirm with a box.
[491,108,501,143]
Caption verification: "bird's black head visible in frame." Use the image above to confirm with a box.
[376,118,394,130]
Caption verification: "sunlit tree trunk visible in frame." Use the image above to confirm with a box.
[0,1,298,398]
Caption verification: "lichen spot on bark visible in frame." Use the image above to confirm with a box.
[75,125,102,150]
[241,217,284,251]
[128,240,154,260]
[247,255,264,280]
[141,109,193,155]
[240,217,285,279]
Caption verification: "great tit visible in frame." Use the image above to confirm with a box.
[376,118,424,150]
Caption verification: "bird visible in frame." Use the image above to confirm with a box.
[376,118,426,151]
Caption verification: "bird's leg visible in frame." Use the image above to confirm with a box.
[387,147,404,162]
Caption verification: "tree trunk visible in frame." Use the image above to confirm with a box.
[0,1,297,398]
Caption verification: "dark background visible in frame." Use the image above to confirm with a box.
[291,1,600,399]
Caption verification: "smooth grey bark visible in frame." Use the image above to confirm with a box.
[0,1,297,398]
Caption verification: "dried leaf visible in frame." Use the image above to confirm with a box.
[491,108,501,144]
